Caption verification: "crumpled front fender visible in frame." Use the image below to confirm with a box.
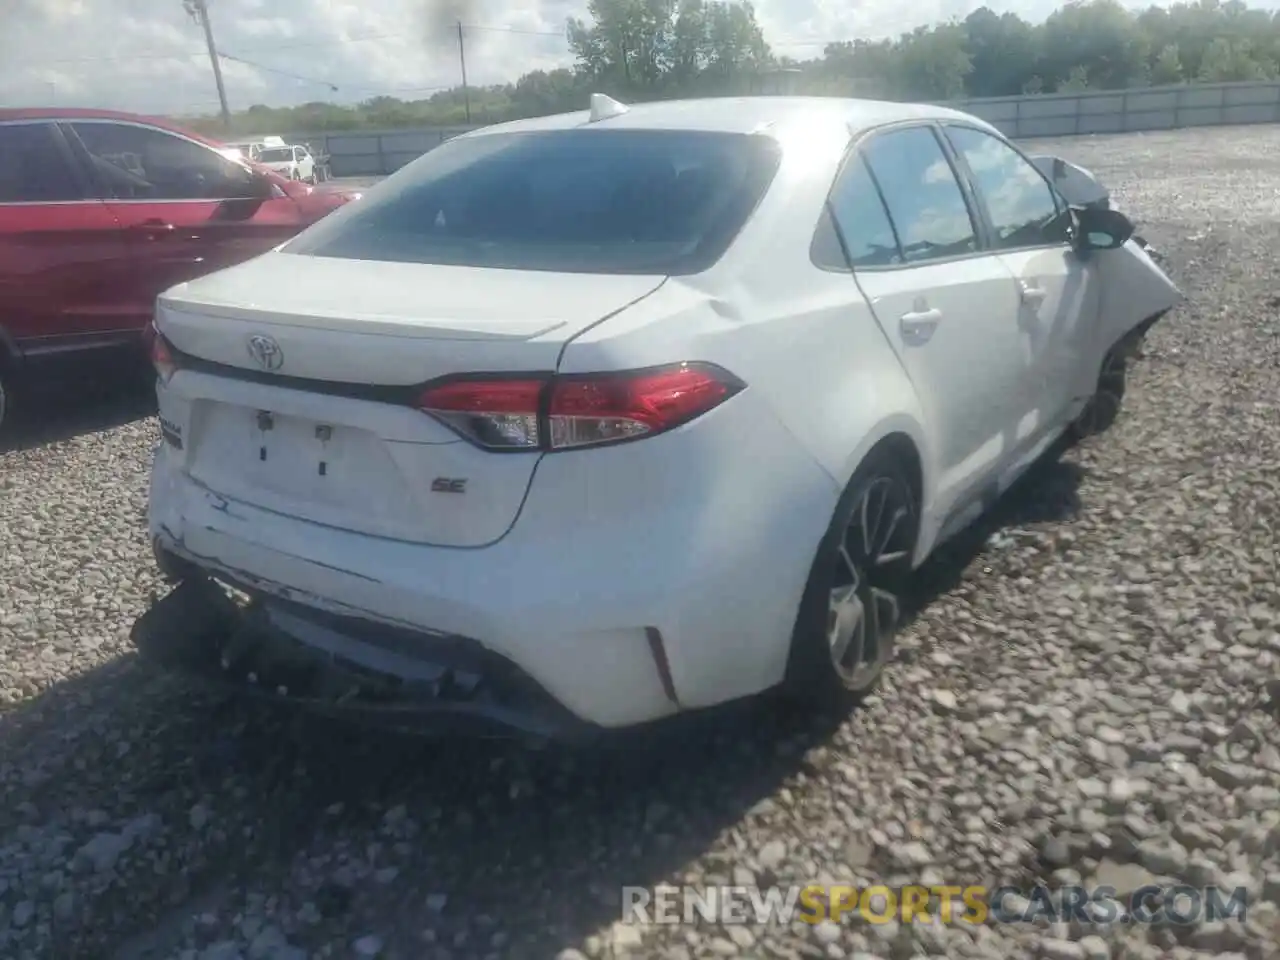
[1094,237,1183,349]
[1029,153,1181,340]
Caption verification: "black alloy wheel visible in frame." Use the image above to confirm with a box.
[786,450,920,708]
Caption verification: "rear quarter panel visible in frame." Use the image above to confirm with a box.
[561,116,937,555]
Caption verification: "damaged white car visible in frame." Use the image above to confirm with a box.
[135,95,1181,740]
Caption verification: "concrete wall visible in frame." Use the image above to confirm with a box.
[297,126,477,178]
[294,80,1280,178]
[950,80,1280,138]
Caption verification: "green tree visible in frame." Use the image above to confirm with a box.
[1198,36,1270,80]
[566,0,769,96]
[176,0,1280,136]
[1059,64,1091,90]
[1040,0,1150,90]
[1151,43,1185,84]
[963,8,1039,98]
[892,24,973,100]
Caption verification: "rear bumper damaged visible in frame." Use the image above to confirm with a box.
[131,567,599,742]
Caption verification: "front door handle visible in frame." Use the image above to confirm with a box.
[127,219,176,238]
[1019,283,1047,304]
[900,307,942,344]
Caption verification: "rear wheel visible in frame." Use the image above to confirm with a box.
[0,360,13,441]
[784,450,920,709]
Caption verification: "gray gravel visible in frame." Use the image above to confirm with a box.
[3,124,1280,960]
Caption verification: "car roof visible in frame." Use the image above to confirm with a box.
[0,107,220,147]
[461,96,988,140]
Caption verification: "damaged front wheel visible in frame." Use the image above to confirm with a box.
[1070,343,1128,441]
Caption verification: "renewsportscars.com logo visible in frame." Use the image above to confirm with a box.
[621,884,1251,927]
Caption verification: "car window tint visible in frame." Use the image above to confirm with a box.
[0,123,84,203]
[861,127,977,264]
[283,129,782,276]
[945,125,1071,249]
[826,154,901,267]
[70,122,259,201]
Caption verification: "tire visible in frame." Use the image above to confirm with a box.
[1070,342,1128,441]
[0,363,12,441]
[783,449,920,710]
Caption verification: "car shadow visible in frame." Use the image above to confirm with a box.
[908,440,1086,616]
[2,444,1087,960]
[1,369,155,454]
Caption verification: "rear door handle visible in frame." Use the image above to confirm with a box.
[900,307,942,344]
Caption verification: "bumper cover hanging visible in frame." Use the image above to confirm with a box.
[130,575,599,742]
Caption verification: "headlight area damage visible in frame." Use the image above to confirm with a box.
[130,557,597,743]
[1032,151,1182,358]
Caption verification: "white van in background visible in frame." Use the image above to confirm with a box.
[219,135,287,163]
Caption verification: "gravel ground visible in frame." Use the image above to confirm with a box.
[3,124,1280,960]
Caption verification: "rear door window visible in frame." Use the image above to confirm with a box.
[0,122,85,203]
[282,129,783,275]
[860,126,979,264]
[812,153,902,269]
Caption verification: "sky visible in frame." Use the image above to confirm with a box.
[0,0,1264,117]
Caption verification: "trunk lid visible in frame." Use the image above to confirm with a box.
[155,252,665,547]
[157,251,665,382]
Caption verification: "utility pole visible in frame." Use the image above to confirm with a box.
[187,0,231,129]
[456,21,471,124]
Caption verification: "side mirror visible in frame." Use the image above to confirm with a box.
[216,171,275,220]
[1074,206,1135,252]
[247,168,278,199]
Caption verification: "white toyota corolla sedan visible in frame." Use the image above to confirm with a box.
[137,94,1181,739]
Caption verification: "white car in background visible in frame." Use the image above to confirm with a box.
[254,143,316,183]
[135,94,1181,740]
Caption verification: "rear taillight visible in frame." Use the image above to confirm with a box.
[416,363,744,452]
[416,378,545,450]
[148,323,178,384]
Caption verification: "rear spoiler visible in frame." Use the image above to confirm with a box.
[1028,154,1110,209]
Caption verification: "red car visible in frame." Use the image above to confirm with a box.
[0,108,359,432]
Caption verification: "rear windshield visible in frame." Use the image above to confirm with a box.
[281,129,782,275]
[257,147,293,162]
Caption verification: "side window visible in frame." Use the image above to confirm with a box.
[0,123,84,203]
[812,153,901,269]
[861,127,978,264]
[69,122,259,201]
[944,125,1071,249]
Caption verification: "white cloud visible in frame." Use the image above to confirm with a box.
[1,0,1277,116]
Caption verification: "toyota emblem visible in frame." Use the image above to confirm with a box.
[246,334,284,371]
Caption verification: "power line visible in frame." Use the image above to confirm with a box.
[36,50,208,66]
[218,51,339,92]
[24,23,570,67]
[342,82,455,95]
[19,24,870,71]
[465,25,567,37]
